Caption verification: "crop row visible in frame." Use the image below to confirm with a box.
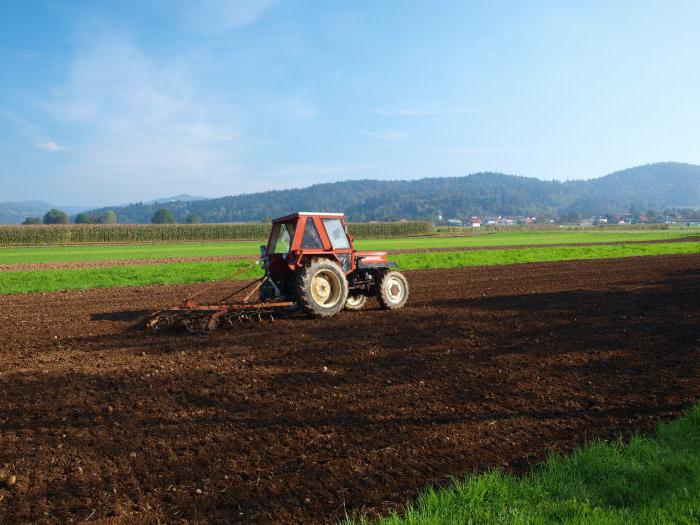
[0,221,434,246]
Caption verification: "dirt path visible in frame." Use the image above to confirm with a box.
[0,255,698,523]
[1,235,697,272]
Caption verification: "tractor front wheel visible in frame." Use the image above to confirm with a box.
[296,259,349,317]
[378,271,409,310]
[345,293,367,311]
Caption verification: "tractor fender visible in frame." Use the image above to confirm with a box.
[297,253,352,273]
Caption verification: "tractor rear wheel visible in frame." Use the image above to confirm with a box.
[296,259,349,317]
[378,271,409,310]
[345,293,367,310]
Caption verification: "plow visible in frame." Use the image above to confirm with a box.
[146,212,409,332]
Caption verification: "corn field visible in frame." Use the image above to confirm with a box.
[0,221,434,246]
[348,221,433,238]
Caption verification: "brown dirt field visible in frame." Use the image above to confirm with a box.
[1,235,697,272]
[0,255,699,523]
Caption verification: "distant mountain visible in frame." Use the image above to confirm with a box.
[0,201,91,224]
[82,162,700,223]
[146,194,208,205]
[564,162,700,214]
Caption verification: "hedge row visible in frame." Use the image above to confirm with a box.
[0,221,434,246]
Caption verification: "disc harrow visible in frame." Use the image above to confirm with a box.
[146,300,295,332]
[145,275,295,332]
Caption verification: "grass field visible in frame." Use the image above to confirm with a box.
[350,404,700,525]
[1,242,698,295]
[0,230,695,265]
[392,242,700,270]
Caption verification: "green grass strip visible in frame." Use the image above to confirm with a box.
[347,404,700,524]
[391,241,700,271]
[0,230,694,265]
[0,241,262,264]
[358,230,694,252]
[0,242,698,295]
[0,260,263,294]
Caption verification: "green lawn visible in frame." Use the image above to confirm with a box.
[348,404,700,525]
[0,230,695,265]
[1,241,697,295]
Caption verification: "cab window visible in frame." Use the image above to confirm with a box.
[268,222,295,254]
[302,219,323,249]
[323,219,350,249]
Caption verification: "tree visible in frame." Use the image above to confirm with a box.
[151,208,176,224]
[75,212,93,224]
[186,213,201,224]
[564,211,581,224]
[22,217,41,225]
[646,209,662,223]
[98,210,117,224]
[43,209,69,224]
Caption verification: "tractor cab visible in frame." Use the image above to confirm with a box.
[263,212,354,275]
[259,212,408,317]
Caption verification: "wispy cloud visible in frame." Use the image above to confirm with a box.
[0,109,67,151]
[35,141,69,152]
[43,31,242,201]
[375,105,487,117]
[178,0,277,33]
[361,129,410,142]
[0,109,36,134]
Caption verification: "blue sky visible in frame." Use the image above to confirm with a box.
[1,1,699,206]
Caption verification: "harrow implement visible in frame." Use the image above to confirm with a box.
[145,270,294,332]
[146,298,295,332]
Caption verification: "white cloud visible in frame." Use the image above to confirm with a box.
[375,105,487,117]
[0,109,36,134]
[178,0,277,33]
[44,32,242,201]
[362,129,410,142]
[35,141,68,152]
[0,110,68,151]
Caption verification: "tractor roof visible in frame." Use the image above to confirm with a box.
[272,212,345,223]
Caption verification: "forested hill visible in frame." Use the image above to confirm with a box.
[87,162,700,223]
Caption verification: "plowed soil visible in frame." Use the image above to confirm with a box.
[0,254,699,524]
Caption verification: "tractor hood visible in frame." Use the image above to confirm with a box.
[354,251,388,263]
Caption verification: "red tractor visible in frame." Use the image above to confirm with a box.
[147,212,409,331]
[259,212,409,316]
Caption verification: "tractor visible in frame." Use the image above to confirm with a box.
[260,212,408,316]
[147,212,409,331]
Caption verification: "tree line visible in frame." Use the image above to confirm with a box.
[22,208,203,225]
